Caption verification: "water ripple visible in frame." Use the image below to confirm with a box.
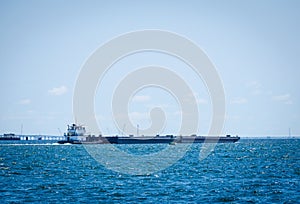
[0,139,299,203]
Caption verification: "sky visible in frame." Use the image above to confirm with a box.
[0,0,299,136]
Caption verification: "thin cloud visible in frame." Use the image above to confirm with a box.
[272,94,292,104]
[184,92,208,105]
[19,99,31,105]
[174,110,182,116]
[246,81,261,89]
[129,111,149,120]
[145,104,171,109]
[196,98,208,104]
[246,81,262,95]
[48,85,68,96]
[225,115,240,120]
[230,97,248,104]
[132,95,151,102]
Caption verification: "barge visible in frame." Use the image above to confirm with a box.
[58,124,240,144]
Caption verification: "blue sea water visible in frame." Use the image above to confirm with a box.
[0,139,299,203]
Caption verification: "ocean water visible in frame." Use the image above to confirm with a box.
[0,139,299,203]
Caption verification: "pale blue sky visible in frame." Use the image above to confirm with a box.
[0,0,299,136]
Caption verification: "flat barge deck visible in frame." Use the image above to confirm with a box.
[58,135,240,144]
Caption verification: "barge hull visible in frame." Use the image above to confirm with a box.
[58,136,240,144]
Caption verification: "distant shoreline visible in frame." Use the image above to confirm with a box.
[0,134,299,141]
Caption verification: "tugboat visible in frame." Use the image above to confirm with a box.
[57,124,86,144]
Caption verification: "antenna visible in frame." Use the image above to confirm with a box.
[137,124,139,136]
[116,127,120,135]
[58,128,62,136]
[20,124,23,136]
